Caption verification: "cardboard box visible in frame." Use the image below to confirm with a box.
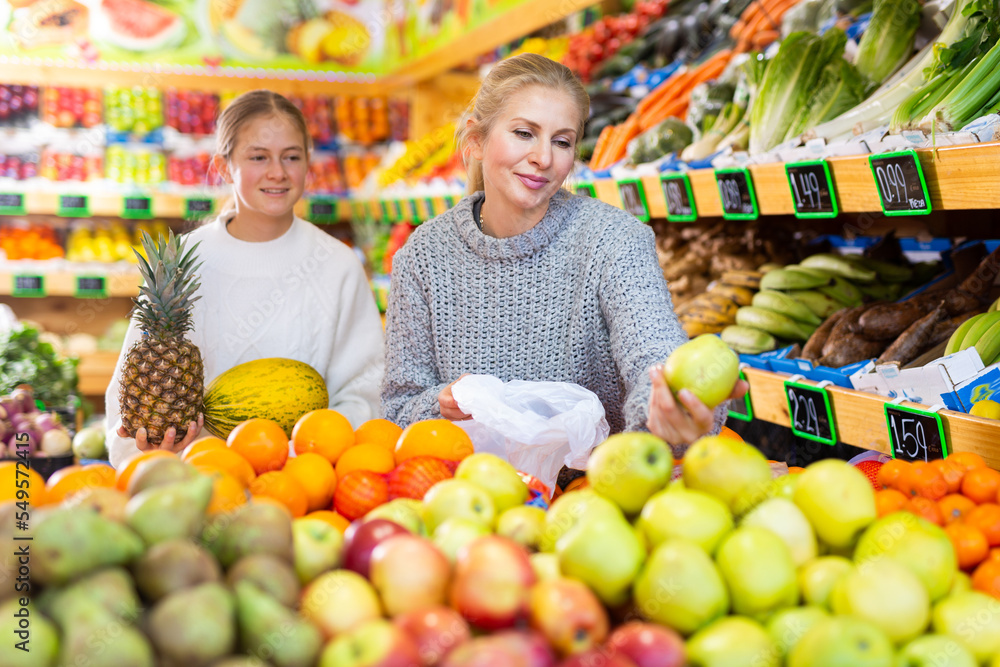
[945,364,1000,413]
[850,348,986,408]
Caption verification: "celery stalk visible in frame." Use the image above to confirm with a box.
[919,37,1000,130]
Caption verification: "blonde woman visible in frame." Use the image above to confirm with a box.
[381,54,745,454]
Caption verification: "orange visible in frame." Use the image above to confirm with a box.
[0,461,46,506]
[336,443,396,479]
[962,467,1000,505]
[249,471,308,518]
[946,523,990,571]
[971,555,1000,598]
[181,436,227,460]
[186,449,257,489]
[355,418,404,451]
[787,466,805,474]
[907,497,944,526]
[899,461,947,500]
[875,488,909,518]
[394,419,474,463]
[966,503,1000,547]
[291,409,355,463]
[116,450,176,491]
[939,493,977,525]
[931,459,966,495]
[305,510,351,533]
[228,418,290,475]
[283,453,337,512]
[949,452,988,473]
[718,426,743,442]
[877,459,910,490]
[46,464,116,504]
[333,470,389,521]
[202,470,249,516]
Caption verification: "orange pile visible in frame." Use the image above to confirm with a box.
[875,453,1000,598]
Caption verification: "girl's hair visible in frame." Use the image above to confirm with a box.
[215,90,312,162]
[456,53,590,194]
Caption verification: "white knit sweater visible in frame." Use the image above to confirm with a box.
[381,189,725,437]
[106,215,384,468]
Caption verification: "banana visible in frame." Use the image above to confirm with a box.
[974,319,1000,366]
[785,265,835,280]
[710,284,755,307]
[990,296,1000,312]
[817,276,863,307]
[801,253,877,283]
[736,306,813,341]
[759,268,832,291]
[851,257,913,283]
[961,311,1000,351]
[945,313,987,356]
[785,290,845,319]
[721,325,778,355]
[751,290,822,326]
[695,293,740,318]
[682,320,726,337]
[858,282,904,301]
[681,307,734,327]
[757,263,785,274]
[720,270,764,289]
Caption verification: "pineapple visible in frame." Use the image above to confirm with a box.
[119,230,204,445]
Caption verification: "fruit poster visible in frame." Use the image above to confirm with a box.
[400,0,528,62]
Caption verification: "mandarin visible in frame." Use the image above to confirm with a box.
[249,470,308,518]
[877,459,910,490]
[962,468,1000,505]
[181,436,227,460]
[946,523,990,571]
[203,470,249,515]
[283,453,337,512]
[940,493,977,524]
[336,443,395,479]
[900,461,947,500]
[395,419,474,463]
[47,464,116,504]
[355,418,403,451]
[875,488,909,518]
[228,418,289,475]
[966,503,1000,547]
[949,451,988,473]
[971,556,1000,598]
[907,497,945,526]
[186,448,257,488]
[291,409,355,463]
[931,458,967,495]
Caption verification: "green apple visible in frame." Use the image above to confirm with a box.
[422,479,496,534]
[932,591,1000,664]
[432,517,491,564]
[637,487,733,555]
[662,333,740,409]
[766,606,828,659]
[741,498,817,567]
[682,436,772,514]
[529,552,561,581]
[586,433,672,515]
[556,513,645,607]
[798,556,853,609]
[319,618,421,667]
[792,459,876,550]
[896,634,977,667]
[949,571,972,596]
[496,506,546,550]
[788,617,894,667]
[769,474,799,500]
[686,616,779,667]
[854,512,956,601]
[831,560,930,645]
[292,518,344,585]
[715,526,798,620]
[300,570,382,639]
[632,538,729,636]
[455,453,529,514]
[365,498,426,536]
[539,490,622,553]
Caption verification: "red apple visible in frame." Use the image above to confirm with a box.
[370,535,451,616]
[605,622,686,667]
[528,577,609,656]
[442,630,555,667]
[388,456,453,500]
[319,618,422,667]
[449,536,536,630]
[343,518,410,579]
[559,649,637,667]
[394,606,471,666]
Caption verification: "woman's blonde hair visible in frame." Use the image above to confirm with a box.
[456,53,590,194]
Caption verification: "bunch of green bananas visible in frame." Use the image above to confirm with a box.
[944,298,1000,365]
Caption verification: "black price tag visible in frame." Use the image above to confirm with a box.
[309,199,338,223]
[75,275,106,298]
[869,150,931,216]
[576,183,596,198]
[185,197,214,219]
[727,371,753,422]
[885,403,947,462]
[784,380,836,445]
[0,192,26,215]
[786,161,838,218]
[12,275,45,297]
[660,174,696,222]
[57,194,90,217]
[121,195,153,219]
[617,179,650,223]
[715,168,758,220]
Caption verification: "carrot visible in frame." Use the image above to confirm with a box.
[636,68,693,116]
[639,97,688,131]
[752,29,781,49]
[640,50,731,127]
[589,124,615,170]
[599,115,641,169]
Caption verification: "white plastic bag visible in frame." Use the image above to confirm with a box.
[451,375,610,493]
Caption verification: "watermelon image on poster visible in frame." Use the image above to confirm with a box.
[91,0,188,52]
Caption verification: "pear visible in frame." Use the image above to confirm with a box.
[539,489,622,553]
[715,526,799,620]
[148,582,236,667]
[854,512,956,601]
[637,487,734,555]
[555,511,645,607]
[210,659,268,667]
[126,474,213,545]
[127,456,202,497]
[37,567,140,621]
[831,559,930,645]
[203,501,294,567]
[789,617,894,667]
[932,591,1000,664]
[792,459,876,551]
[686,616,780,667]
[234,581,322,667]
[585,433,672,515]
[227,554,301,609]
[0,598,58,667]
[682,436,772,514]
[32,506,144,586]
[496,506,547,551]
[741,497,817,566]
[798,556,853,609]
[62,486,130,523]
[633,538,729,635]
[132,538,221,602]
[766,606,828,659]
[53,596,154,667]
[896,634,977,667]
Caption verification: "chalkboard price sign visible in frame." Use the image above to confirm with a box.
[660,174,696,222]
[121,196,153,219]
[885,403,947,462]
[12,275,44,297]
[786,161,838,218]
[617,179,650,222]
[576,183,597,198]
[869,150,931,216]
[309,199,338,223]
[75,276,106,298]
[715,169,758,220]
[727,371,753,422]
[57,194,89,217]
[185,197,214,219]
[784,380,836,445]
[0,192,26,215]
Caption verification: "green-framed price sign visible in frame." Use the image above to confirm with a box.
[184,197,214,220]
[869,150,931,216]
[12,275,45,297]
[885,402,948,462]
[784,379,836,445]
[308,199,338,224]
[121,195,154,219]
[57,194,90,217]
[575,183,596,198]
[727,371,753,422]
[0,192,26,215]
[75,276,107,298]
[617,178,650,223]
[660,173,697,222]
[715,168,758,220]
[786,160,838,218]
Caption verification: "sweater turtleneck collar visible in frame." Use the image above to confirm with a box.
[454,189,574,261]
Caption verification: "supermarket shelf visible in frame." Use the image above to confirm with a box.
[742,367,1000,470]
[0,271,142,297]
[77,351,119,397]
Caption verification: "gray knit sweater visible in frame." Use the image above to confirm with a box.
[381,189,724,437]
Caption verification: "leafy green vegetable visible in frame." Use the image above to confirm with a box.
[855,0,921,85]
[627,118,693,165]
[787,57,873,140]
[0,325,79,408]
[920,35,1000,130]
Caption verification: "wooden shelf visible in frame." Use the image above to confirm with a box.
[77,351,119,397]
[0,271,142,297]
[742,367,1000,470]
